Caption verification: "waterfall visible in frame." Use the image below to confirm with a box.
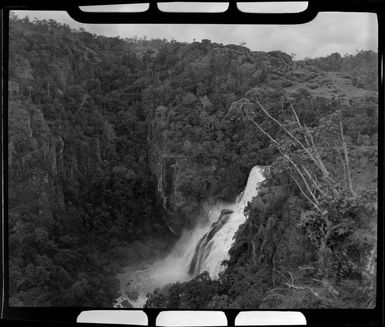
[115,165,265,308]
[188,165,265,278]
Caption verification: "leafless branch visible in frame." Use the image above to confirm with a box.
[243,102,321,211]
[289,103,311,147]
[338,109,354,195]
[301,164,326,197]
[291,175,321,213]
[304,125,333,183]
[333,142,347,188]
[254,96,331,179]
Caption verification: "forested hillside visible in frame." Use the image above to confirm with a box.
[8,15,377,308]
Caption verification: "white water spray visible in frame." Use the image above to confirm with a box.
[115,166,265,308]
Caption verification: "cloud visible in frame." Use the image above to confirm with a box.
[13,10,377,59]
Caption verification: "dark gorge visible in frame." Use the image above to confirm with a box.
[8,15,378,309]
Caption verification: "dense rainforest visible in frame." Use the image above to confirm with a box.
[8,14,377,308]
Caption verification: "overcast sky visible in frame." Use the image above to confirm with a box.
[13,3,378,59]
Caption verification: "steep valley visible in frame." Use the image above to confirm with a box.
[8,16,378,308]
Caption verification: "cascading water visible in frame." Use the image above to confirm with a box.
[188,166,265,278]
[114,165,265,308]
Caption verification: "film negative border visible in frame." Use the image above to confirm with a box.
[1,1,384,326]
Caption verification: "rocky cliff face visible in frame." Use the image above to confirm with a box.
[147,105,195,235]
[144,43,377,237]
[9,23,377,241]
[142,47,301,235]
[9,101,62,219]
[9,16,378,308]
[8,99,105,225]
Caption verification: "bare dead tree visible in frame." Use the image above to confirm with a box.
[237,93,354,213]
[253,96,332,182]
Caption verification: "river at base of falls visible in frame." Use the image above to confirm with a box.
[114,166,265,308]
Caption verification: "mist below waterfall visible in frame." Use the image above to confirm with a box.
[115,166,265,308]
